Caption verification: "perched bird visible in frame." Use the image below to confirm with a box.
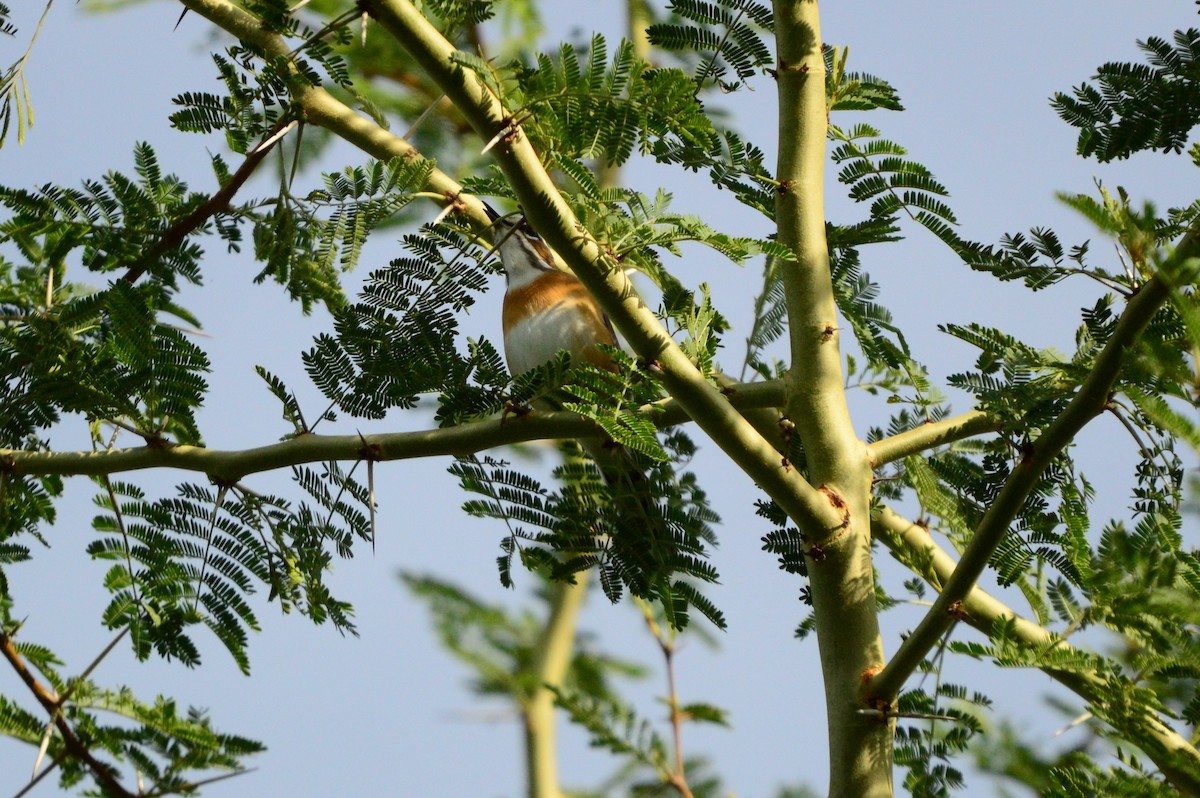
[482,203,709,627]
[484,203,618,377]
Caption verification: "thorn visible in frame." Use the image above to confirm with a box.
[251,119,299,155]
[1053,710,1093,737]
[367,459,377,555]
[481,112,532,155]
[32,719,53,780]
[481,126,510,155]
[430,202,455,226]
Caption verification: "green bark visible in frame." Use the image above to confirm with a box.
[772,3,892,795]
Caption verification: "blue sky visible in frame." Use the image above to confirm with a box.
[1,2,1196,796]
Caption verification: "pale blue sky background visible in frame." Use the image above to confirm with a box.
[1,2,1197,797]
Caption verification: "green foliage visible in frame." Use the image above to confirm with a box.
[757,498,807,577]
[251,156,436,312]
[755,498,818,639]
[740,253,787,377]
[894,680,988,798]
[1052,28,1200,161]
[0,473,53,592]
[563,351,669,461]
[571,189,740,374]
[0,280,210,447]
[830,122,959,249]
[831,245,934,408]
[0,604,262,795]
[0,142,226,294]
[464,34,716,169]
[955,224,1130,295]
[87,473,361,674]
[553,687,673,783]
[2,1,1199,796]
[927,184,1196,606]
[302,224,501,419]
[0,0,43,148]
[1043,760,1183,798]
[654,127,777,219]
[647,0,774,91]
[825,45,903,112]
[255,366,310,436]
[0,3,15,37]
[942,322,1078,436]
[170,51,291,155]
[946,523,1200,796]
[450,432,724,631]
[579,187,757,279]
[0,597,261,792]
[418,0,496,31]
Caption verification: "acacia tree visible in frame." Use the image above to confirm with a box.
[1,1,1199,796]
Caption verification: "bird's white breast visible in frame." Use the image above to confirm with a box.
[504,298,601,375]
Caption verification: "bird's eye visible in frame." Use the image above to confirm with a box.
[519,220,541,240]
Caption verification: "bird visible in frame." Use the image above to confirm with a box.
[481,203,711,628]
[483,203,618,378]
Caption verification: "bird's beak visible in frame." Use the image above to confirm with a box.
[482,201,500,222]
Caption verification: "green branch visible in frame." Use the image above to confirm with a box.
[866,411,996,467]
[177,0,492,227]
[361,0,844,537]
[867,273,1175,702]
[872,505,1200,793]
[522,578,586,798]
[772,3,889,797]
[2,381,786,482]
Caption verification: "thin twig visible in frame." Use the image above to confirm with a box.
[638,601,693,798]
[0,632,133,797]
[143,767,257,798]
[58,627,130,705]
[13,750,62,798]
